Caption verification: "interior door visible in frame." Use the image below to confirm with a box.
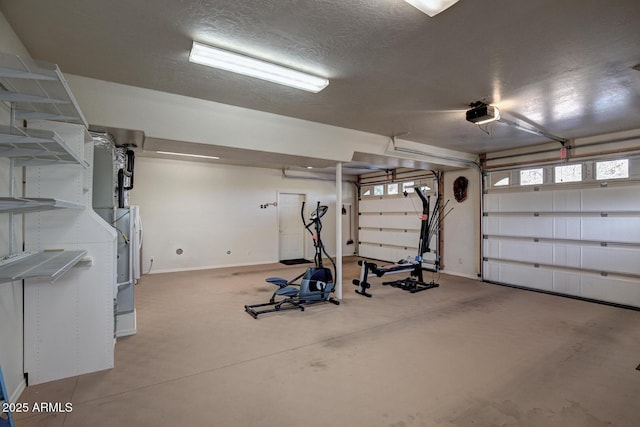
[278,193,305,261]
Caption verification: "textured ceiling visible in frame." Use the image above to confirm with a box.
[1,0,639,165]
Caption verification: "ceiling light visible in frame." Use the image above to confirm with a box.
[403,0,460,17]
[156,151,220,160]
[189,41,329,93]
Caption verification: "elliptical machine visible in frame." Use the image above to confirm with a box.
[244,201,340,319]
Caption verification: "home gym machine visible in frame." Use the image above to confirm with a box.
[244,201,340,318]
[353,187,450,297]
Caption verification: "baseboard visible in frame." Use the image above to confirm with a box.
[10,378,26,403]
[147,260,274,274]
[440,270,481,280]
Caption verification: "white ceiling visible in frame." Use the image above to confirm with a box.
[1,0,639,171]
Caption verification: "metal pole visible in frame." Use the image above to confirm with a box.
[335,162,343,300]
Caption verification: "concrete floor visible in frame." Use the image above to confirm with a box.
[13,258,640,426]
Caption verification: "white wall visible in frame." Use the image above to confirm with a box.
[0,9,30,402]
[131,157,355,274]
[442,168,482,279]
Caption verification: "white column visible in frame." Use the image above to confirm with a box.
[335,162,343,299]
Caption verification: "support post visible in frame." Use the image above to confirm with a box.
[335,162,343,299]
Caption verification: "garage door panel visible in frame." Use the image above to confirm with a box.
[498,217,554,238]
[485,261,640,307]
[553,190,582,211]
[360,197,415,213]
[484,193,501,211]
[553,245,582,267]
[553,217,582,239]
[483,239,499,258]
[483,216,498,234]
[495,262,555,292]
[360,229,419,248]
[359,214,418,229]
[582,246,640,276]
[483,260,499,282]
[488,240,553,264]
[552,271,582,296]
[497,191,554,212]
[581,187,640,211]
[581,274,640,307]
[581,217,640,243]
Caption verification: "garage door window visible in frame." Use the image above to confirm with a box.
[554,164,582,183]
[387,183,399,195]
[520,168,543,186]
[596,159,628,180]
[402,181,415,193]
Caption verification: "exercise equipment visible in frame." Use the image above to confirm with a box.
[245,201,340,318]
[353,187,450,297]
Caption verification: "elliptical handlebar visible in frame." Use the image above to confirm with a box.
[299,201,334,272]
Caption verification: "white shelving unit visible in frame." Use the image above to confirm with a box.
[1,51,118,385]
[0,52,89,279]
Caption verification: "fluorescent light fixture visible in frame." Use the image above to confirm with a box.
[403,0,460,17]
[189,41,329,93]
[156,151,220,160]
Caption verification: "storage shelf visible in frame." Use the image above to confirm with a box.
[0,197,84,214]
[0,65,57,81]
[0,250,87,283]
[0,52,87,127]
[0,125,88,167]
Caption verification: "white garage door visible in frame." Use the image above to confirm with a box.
[358,170,440,269]
[483,156,640,308]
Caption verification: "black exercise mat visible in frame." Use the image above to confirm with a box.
[280,258,312,265]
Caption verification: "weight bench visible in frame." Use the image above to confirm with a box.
[352,258,438,297]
